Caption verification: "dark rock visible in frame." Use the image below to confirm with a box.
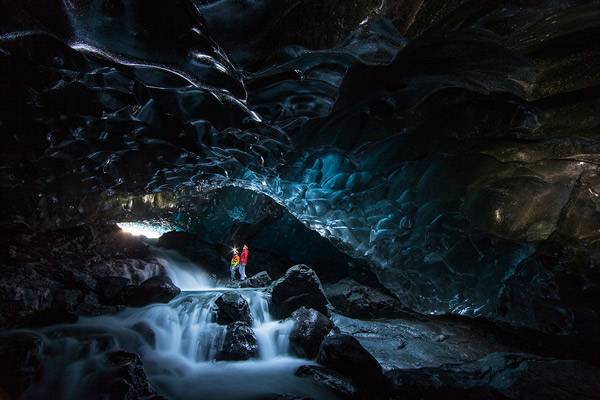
[51,289,83,312]
[119,276,180,307]
[95,350,161,399]
[0,223,161,329]
[317,334,387,393]
[26,307,79,327]
[0,332,43,399]
[240,271,272,288]
[387,352,600,400]
[295,365,362,400]
[95,276,135,304]
[216,321,259,361]
[270,265,330,319]
[132,322,156,348]
[322,278,409,319]
[214,292,252,325]
[288,307,334,359]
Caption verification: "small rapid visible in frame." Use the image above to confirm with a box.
[16,250,334,400]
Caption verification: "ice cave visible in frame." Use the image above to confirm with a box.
[1,0,599,399]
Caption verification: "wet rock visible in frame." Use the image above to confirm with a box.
[119,276,180,307]
[216,321,259,361]
[51,289,83,311]
[288,307,334,359]
[96,350,162,399]
[322,278,409,319]
[214,292,252,325]
[240,271,272,288]
[0,223,162,328]
[317,334,387,394]
[0,332,43,399]
[295,365,362,400]
[132,322,156,348]
[270,265,330,319]
[96,276,132,304]
[387,352,600,400]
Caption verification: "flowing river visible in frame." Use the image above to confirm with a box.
[16,250,335,400]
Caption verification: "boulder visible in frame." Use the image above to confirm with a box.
[0,332,43,399]
[214,292,252,325]
[270,265,330,319]
[387,352,600,400]
[288,307,334,359]
[216,321,259,361]
[96,276,132,304]
[295,365,362,400]
[322,278,410,319]
[94,350,164,400]
[240,271,272,288]
[317,334,387,394]
[119,276,181,307]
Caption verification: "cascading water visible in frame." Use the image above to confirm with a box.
[16,250,335,400]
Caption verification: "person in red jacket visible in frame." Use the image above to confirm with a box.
[239,245,249,280]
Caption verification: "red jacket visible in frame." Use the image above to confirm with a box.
[240,249,248,264]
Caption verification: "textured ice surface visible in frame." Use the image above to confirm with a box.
[1,0,599,333]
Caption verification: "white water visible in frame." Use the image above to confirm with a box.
[151,247,214,290]
[18,250,335,400]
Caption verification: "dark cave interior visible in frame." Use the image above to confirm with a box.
[1,1,599,399]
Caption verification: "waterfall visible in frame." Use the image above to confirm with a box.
[16,252,333,400]
[150,247,213,290]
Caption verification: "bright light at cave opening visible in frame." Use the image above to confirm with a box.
[117,222,169,238]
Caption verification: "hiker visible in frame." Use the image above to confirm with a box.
[239,245,249,280]
[230,250,240,281]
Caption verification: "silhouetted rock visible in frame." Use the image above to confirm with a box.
[323,278,409,319]
[288,307,334,359]
[317,334,387,394]
[216,321,259,361]
[387,352,600,400]
[270,265,330,319]
[0,332,43,399]
[240,271,273,288]
[119,276,180,307]
[94,350,163,400]
[214,292,252,325]
[295,365,362,400]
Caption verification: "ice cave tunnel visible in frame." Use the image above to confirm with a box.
[1,1,599,399]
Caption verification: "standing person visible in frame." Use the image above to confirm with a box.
[230,250,240,281]
[239,245,249,281]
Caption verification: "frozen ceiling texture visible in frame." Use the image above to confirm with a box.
[1,0,599,337]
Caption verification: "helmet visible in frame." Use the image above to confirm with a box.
[243,245,248,249]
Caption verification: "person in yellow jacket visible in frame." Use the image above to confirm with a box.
[230,250,240,281]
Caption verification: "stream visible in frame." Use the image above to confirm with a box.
[16,250,335,400]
